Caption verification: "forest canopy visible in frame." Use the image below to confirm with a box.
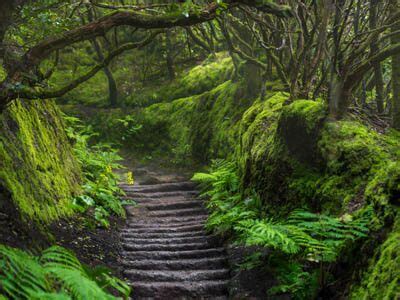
[0,0,399,127]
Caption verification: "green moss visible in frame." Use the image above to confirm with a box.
[123,53,234,107]
[237,94,400,215]
[281,100,326,132]
[238,95,327,211]
[141,78,248,164]
[315,121,400,213]
[0,66,6,82]
[0,100,82,223]
[350,212,400,300]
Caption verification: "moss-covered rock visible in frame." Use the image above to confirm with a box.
[123,53,234,107]
[0,100,82,223]
[350,212,400,300]
[141,78,259,164]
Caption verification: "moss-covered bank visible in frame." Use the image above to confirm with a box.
[131,58,399,297]
[0,100,82,223]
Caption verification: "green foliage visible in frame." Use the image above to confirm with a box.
[0,245,131,300]
[268,261,318,300]
[193,160,262,234]
[236,209,369,262]
[193,160,372,298]
[64,115,125,227]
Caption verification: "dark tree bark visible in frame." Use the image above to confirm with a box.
[370,0,385,113]
[0,1,14,46]
[165,29,175,80]
[88,7,118,107]
[391,0,400,129]
[92,39,118,107]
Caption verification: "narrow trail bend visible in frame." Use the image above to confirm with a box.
[119,177,230,299]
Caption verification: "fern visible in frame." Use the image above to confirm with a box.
[64,115,126,227]
[268,262,319,300]
[0,245,131,300]
[193,160,372,299]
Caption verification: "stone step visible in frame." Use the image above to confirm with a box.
[121,248,226,260]
[123,195,189,202]
[120,181,228,299]
[125,221,206,230]
[124,269,230,282]
[138,200,204,211]
[126,215,207,225]
[130,280,228,299]
[120,181,196,193]
[146,207,207,217]
[123,257,227,270]
[121,231,207,239]
[123,224,205,233]
[122,235,217,245]
[125,190,198,199]
[122,241,217,252]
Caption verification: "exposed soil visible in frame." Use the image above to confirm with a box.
[0,191,124,277]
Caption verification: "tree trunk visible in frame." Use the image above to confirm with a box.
[391,0,400,129]
[165,29,175,80]
[92,38,118,107]
[0,1,13,46]
[103,66,118,107]
[329,73,348,118]
[370,0,385,114]
[328,0,347,118]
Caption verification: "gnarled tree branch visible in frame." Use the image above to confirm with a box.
[14,31,161,100]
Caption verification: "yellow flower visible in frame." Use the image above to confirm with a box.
[126,171,134,185]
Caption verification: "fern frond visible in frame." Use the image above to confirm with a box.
[0,245,129,300]
[40,246,83,272]
[30,292,72,300]
[191,173,217,183]
[0,245,49,299]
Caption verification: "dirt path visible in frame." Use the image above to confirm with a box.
[119,166,230,299]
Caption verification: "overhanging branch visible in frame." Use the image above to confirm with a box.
[22,1,291,68]
[19,31,161,99]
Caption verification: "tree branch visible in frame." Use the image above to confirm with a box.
[18,31,161,99]
[22,1,291,68]
[345,42,400,91]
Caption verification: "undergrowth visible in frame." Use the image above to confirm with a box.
[0,245,130,299]
[64,115,127,227]
[192,160,371,299]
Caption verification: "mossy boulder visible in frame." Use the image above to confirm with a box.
[238,95,327,210]
[350,212,400,299]
[0,100,82,223]
[123,53,234,107]
[278,100,326,165]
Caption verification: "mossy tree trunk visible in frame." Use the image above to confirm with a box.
[165,29,176,80]
[391,0,400,129]
[370,0,385,114]
[0,1,13,47]
[88,7,118,107]
[92,39,118,107]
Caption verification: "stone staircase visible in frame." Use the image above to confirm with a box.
[120,181,230,299]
